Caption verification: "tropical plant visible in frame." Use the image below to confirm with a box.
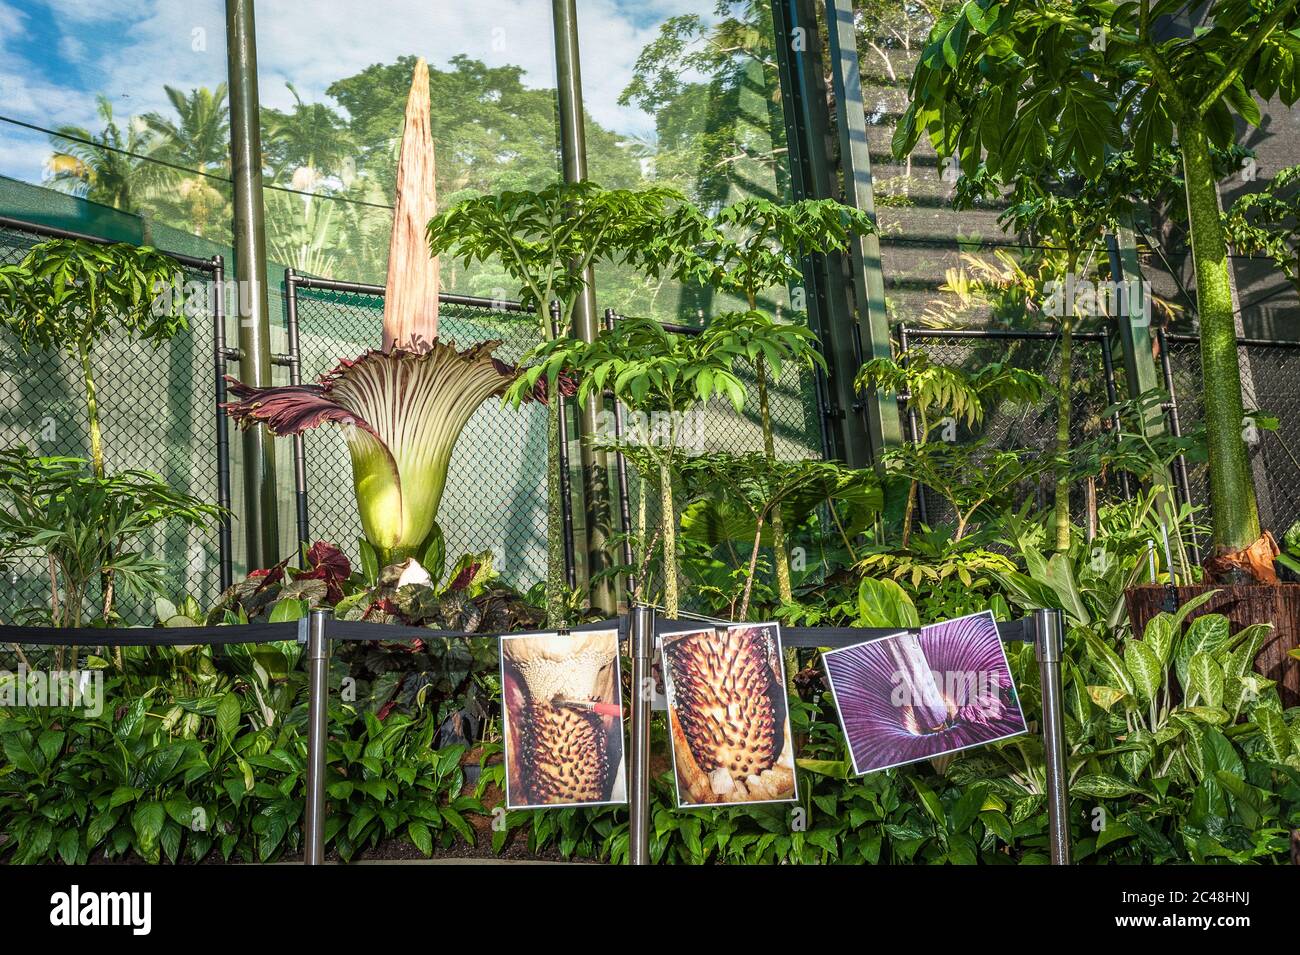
[0,447,220,646]
[857,353,1047,545]
[138,84,231,237]
[678,454,881,619]
[656,197,874,607]
[0,668,480,864]
[507,315,745,617]
[1223,163,1300,295]
[0,239,187,478]
[428,181,682,623]
[225,61,534,572]
[856,529,1020,621]
[895,0,1300,577]
[884,439,1055,543]
[45,96,157,213]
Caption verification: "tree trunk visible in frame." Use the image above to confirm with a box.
[1179,118,1262,561]
[738,516,765,621]
[756,358,792,603]
[659,459,678,618]
[1054,312,1073,552]
[545,394,567,626]
[79,343,105,479]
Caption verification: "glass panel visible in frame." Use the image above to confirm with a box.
[579,0,795,323]
[0,1,232,243]
[254,0,561,285]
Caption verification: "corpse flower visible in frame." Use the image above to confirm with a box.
[224,59,524,566]
[226,343,526,563]
[823,611,1026,775]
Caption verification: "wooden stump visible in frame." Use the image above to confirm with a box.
[1125,584,1300,708]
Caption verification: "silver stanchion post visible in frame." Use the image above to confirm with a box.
[1033,608,1071,865]
[628,604,655,865]
[304,609,331,865]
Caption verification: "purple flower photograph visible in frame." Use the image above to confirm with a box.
[823,611,1026,775]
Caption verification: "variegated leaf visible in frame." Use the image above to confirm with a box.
[1124,639,1162,704]
[1187,652,1223,708]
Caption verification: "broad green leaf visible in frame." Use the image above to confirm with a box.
[1142,613,1176,665]
[1095,822,1136,851]
[907,777,945,829]
[1043,552,1089,625]
[855,577,919,629]
[1253,708,1292,761]
[1175,613,1231,689]
[1086,685,1129,711]
[1083,632,1134,695]
[1187,652,1223,708]
[1072,774,1142,798]
[1124,640,1162,703]
[215,692,241,741]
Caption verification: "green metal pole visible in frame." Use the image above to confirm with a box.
[771,0,872,467]
[226,0,280,569]
[824,0,901,461]
[552,0,614,614]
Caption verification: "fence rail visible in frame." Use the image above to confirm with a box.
[0,606,1071,866]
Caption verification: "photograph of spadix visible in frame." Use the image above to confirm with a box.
[0,0,1296,899]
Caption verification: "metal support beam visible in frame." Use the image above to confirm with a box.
[211,255,234,591]
[284,269,310,554]
[552,0,614,614]
[771,0,872,467]
[824,0,901,460]
[303,610,330,865]
[627,605,655,865]
[226,0,280,569]
[1033,608,1071,865]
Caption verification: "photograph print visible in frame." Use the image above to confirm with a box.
[499,629,626,809]
[660,622,797,807]
[822,610,1027,775]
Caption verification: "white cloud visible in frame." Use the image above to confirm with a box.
[3,0,725,186]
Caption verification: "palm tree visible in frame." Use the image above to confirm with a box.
[263,82,356,187]
[140,84,230,171]
[140,85,231,238]
[45,96,154,212]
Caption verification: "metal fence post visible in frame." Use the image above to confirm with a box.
[605,310,636,600]
[1099,328,1132,499]
[284,269,310,554]
[628,604,655,865]
[1033,608,1071,865]
[211,254,234,591]
[1155,329,1202,565]
[304,609,331,865]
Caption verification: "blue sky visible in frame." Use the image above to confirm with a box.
[0,0,708,186]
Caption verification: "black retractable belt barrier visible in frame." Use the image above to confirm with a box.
[0,607,1071,866]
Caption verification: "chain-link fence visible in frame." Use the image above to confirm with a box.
[286,277,551,588]
[1159,331,1300,550]
[0,219,224,667]
[894,326,1128,527]
[286,281,828,600]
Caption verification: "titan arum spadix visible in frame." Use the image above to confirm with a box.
[225,59,535,567]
